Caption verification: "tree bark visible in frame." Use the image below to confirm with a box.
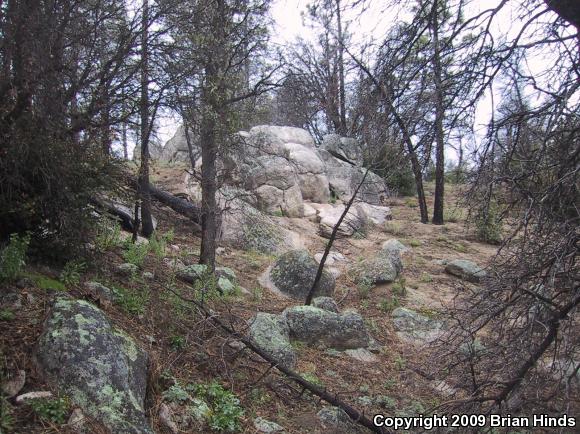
[138,0,154,238]
[431,0,445,225]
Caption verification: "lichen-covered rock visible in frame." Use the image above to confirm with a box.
[392,307,444,344]
[445,259,486,282]
[312,296,339,313]
[317,406,370,433]
[176,264,208,283]
[254,416,285,433]
[317,205,364,238]
[353,248,402,285]
[269,250,335,299]
[249,313,296,369]
[321,134,364,166]
[84,281,115,305]
[382,239,410,255]
[116,263,139,276]
[283,306,370,349]
[36,297,152,433]
[220,198,303,254]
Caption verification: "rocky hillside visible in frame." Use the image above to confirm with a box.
[0,127,498,433]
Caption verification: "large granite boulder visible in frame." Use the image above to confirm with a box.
[283,306,370,349]
[219,197,303,254]
[445,259,486,283]
[283,142,330,203]
[36,297,152,433]
[314,204,365,238]
[248,313,296,369]
[269,250,335,299]
[321,134,364,166]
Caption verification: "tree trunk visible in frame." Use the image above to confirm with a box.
[335,0,347,135]
[199,69,219,271]
[431,0,445,225]
[138,0,154,238]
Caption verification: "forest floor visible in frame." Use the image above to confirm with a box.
[0,163,500,433]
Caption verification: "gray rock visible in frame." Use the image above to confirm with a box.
[254,416,285,433]
[248,313,296,369]
[176,264,208,283]
[317,204,364,238]
[392,307,444,344]
[312,296,339,313]
[321,134,364,166]
[445,259,486,282]
[116,263,139,276]
[344,348,377,363]
[2,369,26,398]
[36,297,152,433]
[382,239,410,255]
[219,198,303,254]
[215,266,236,281]
[354,248,402,285]
[84,281,115,304]
[283,306,370,349]
[269,250,335,299]
[217,277,236,294]
[142,272,154,280]
[317,406,369,433]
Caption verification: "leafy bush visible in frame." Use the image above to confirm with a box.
[114,285,149,315]
[29,397,70,424]
[122,240,150,267]
[195,381,244,433]
[0,309,15,321]
[94,217,122,251]
[473,202,503,244]
[149,229,174,259]
[0,232,30,283]
[0,397,14,432]
[357,277,373,300]
[378,296,400,312]
[60,259,86,287]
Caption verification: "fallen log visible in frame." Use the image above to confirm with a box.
[148,183,202,230]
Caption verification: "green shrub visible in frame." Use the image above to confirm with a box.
[149,229,175,259]
[474,202,503,244]
[114,285,149,315]
[0,232,30,283]
[94,217,121,251]
[122,240,149,267]
[0,309,15,321]
[28,273,67,292]
[60,259,86,287]
[29,397,70,424]
[169,334,186,351]
[0,397,14,432]
[444,207,464,223]
[391,278,407,297]
[357,277,373,300]
[378,296,400,312]
[194,381,244,433]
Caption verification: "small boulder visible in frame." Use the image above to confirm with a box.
[176,264,208,283]
[381,239,410,255]
[445,259,486,282]
[248,313,296,369]
[353,248,402,285]
[269,250,335,300]
[36,297,152,433]
[116,263,139,276]
[312,296,339,313]
[254,416,285,433]
[392,307,444,344]
[283,306,370,349]
[317,406,369,434]
[84,281,115,306]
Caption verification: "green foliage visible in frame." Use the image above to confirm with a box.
[474,201,503,244]
[391,278,407,297]
[0,309,15,321]
[59,259,86,287]
[149,229,175,259]
[301,372,323,386]
[193,381,244,433]
[122,240,149,267]
[384,221,404,236]
[114,285,149,315]
[29,397,70,425]
[357,277,373,300]
[169,334,186,351]
[94,217,122,251]
[420,272,433,283]
[250,286,263,302]
[443,207,464,223]
[0,397,14,432]
[0,233,30,283]
[408,239,421,247]
[404,198,418,208]
[394,355,406,370]
[378,296,400,313]
[28,273,67,292]
[162,384,191,404]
